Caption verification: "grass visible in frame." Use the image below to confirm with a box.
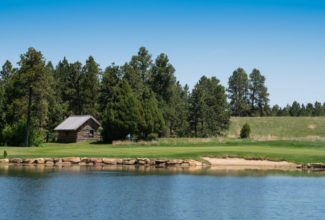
[228,117,325,140]
[1,117,325,164]
[1,138,325,164]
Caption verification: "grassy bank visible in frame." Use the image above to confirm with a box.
[228,117,325,140]
[1,138,325,164]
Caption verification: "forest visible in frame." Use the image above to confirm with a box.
[0,47,324,146]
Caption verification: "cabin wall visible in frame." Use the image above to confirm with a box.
[76,121,101,142]
[57,131,78,143]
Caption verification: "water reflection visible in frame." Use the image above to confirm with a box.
[1,165,325,220]
[0,164,325,177]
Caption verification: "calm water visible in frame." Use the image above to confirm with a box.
[1,166,325,220]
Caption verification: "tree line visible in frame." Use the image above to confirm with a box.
[0,47,324,145]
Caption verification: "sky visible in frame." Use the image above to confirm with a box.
[0,0,324,106]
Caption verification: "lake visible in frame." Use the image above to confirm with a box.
[0,165,325,220]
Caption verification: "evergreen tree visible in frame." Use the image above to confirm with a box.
[249,69,270,116]
[81,56,100,117]
[101,80,142,143]
[149,53,177,135]
[98,63,121,114]
[290,101,301,116]
[139,87,165,138]
[189,76,230,137]
[227,68,250,116]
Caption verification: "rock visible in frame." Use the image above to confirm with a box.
[156,163,166,168]
[79,162,87,166]
[116,159,123,165]
[102,158,117,165]
[62,161,71,166]
[81,157,89,163]
[310,163,325,169]
[123,159,136,165]
[181,162,190,167]
[149,160,156,165]
[53,158,62,164]
[0,158,9,163]
[155,159,167,164]
[167,160,183,166]
[35,158,45,164]
[137,158,150,165]
[62,157,81,164]
[44,158,53,163]
[10,158,23,163]
[187,159,202,167]
[22,159,34,164]
[45,161,54,166]
[89,158,103,163]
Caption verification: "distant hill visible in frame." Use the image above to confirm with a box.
[228,117,325,140]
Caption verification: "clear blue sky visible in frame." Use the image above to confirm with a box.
[1,0,324,106]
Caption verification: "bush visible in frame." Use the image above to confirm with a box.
[2,120,44,146]
[240,123,251,139]
[146,133,159,141]
[3,150,7,158]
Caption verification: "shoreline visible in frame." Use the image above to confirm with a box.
[0,156,324,171]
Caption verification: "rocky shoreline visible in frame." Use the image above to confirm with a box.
[0,157,206,168]
[1,157,325,171]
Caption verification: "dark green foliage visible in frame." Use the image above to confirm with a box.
[3,150,7,158]
[101,80,142,143]
[2,120,43,146]
[240,123,251,139]
[249,69,270,116]
[139,87,166,138]
[81,56,100,118]
[228,68,250,116]
[146,133,159,141]
[189,76,230,137]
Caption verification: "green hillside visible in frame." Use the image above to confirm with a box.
[228,117,325,139]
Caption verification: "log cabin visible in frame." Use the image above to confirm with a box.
[54,115,101,143]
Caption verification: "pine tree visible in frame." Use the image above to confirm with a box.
[81,56,100,117]
[189,76,230,137]
[149,53,177,135]
[102,80,142,143]
[227,68,250,116]
[98,63,121,115]
[249,69,270,116]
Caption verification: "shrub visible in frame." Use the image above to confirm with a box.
[2,120,44,146]
[146,133,159,141]
[240,123,251,139]
[3,150,7,158]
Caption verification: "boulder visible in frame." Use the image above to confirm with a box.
[137,158,150,165]
[45,161,54,166]
[186,159,202,167]
[123,159,136,165]
[10,158,23,163]
[53,158,62,164]
[89,158,103,163]
[102,158,117,165]
[62,157,81,164]
[116,159,123,165]
[167,160,183,166]
[23,159,36,164]
[81,157,90,163]
[0,158,9,163]
[35,158,45,164]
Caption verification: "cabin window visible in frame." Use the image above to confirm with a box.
[89,130,94,138]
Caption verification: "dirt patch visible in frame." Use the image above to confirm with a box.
[202,157,298,170]
[308,124,317,129]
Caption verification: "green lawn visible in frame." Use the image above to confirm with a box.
[228,117,325,139]
[1,138,325,164]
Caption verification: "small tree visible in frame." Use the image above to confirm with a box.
[240,123,251,139]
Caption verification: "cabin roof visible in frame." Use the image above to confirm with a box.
[54,115,101,131]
